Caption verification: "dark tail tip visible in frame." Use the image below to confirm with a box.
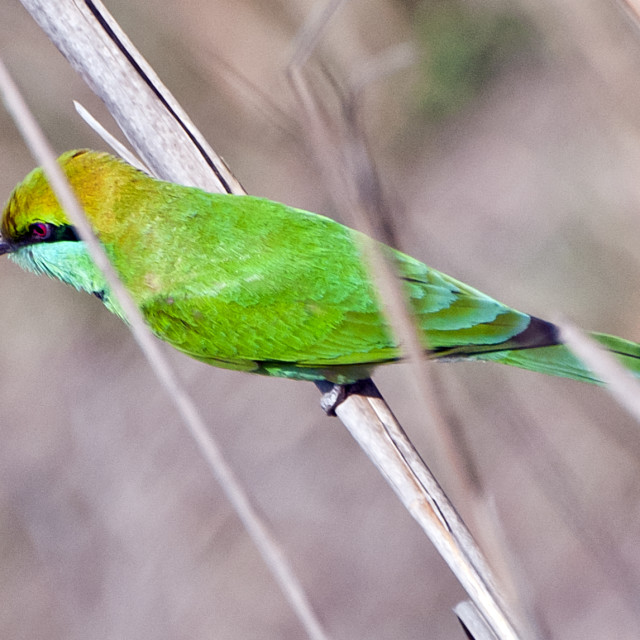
[510,315,561,351]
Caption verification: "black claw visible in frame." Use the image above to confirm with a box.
[319,383,348,416]
[315,378,378,416]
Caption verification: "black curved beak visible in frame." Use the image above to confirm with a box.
[0,238,13,256]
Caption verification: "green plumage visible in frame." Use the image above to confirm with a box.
[2,149,639,384]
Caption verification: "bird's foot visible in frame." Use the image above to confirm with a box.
[315,381,350,416]
[316,379,377,416]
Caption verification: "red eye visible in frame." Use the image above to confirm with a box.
[29,222,52,240]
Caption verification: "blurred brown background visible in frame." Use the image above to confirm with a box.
[2,0,640,638]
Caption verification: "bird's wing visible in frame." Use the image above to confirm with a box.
[392,251,534,351]
[140,242,535,373]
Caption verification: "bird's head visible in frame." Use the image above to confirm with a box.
[0,149,140,256]
[0,149,154,313]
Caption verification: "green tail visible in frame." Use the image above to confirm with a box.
[478,331,640,383]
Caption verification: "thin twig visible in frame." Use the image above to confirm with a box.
[287,9,527,636]
[21,0,244,194]
[289,0,347,69]
[0,54,329,640]
[287,13,476,501]
[333,380,522,640]
[557,319,640,423]
[617,0,640,29]
[74,101,150,172]
[455,602,500,640]
[499,378,640,618]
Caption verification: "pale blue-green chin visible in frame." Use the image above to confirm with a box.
[8,241,123,318]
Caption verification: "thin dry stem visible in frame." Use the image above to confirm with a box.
[0,48,329,640]
[74,101,150,172]
[286,7,526,638]
[287,19,476,501]
[335,380,522,640]
[618,0,640,27]
[558,320,640,423]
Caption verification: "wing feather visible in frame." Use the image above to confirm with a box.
[135,194,532,378]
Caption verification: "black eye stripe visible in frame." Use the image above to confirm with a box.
[18,223,79,244]
[55,225,80,242]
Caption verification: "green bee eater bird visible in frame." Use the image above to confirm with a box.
[1,149,639,385]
